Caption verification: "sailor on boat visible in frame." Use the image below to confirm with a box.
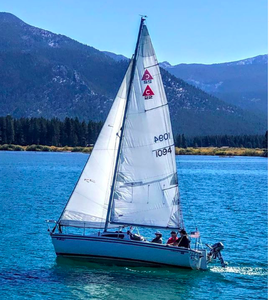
[175,229,190,248]
[127,229,145,241]
[151,231,163,244]
[166,231,178,245]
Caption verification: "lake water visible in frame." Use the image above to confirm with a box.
[0,152,267,299]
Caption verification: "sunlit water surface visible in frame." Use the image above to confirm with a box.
[0,152,267,299]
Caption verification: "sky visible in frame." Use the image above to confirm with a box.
[0,0,268,65]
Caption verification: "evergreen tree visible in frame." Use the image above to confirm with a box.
[0,117,7,144]
[6,115,14,144]
[263,131,268,149]
[182,134,187,148]
[176,134,182,148]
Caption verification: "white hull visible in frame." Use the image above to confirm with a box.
[51,233,207,270]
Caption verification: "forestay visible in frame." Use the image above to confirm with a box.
[110,24,183,229]
[59,61,133,228]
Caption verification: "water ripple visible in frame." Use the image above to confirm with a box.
[0,153,267,300]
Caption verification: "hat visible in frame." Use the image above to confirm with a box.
[170,231,177,235]
[180,229,187,235]
[155,231,162,236]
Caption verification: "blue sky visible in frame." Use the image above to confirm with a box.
[0,0,268,65]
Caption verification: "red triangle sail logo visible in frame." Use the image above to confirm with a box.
[142,70,153,81]
[142,85,154,96]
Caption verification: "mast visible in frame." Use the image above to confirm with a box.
[104,17,146,232]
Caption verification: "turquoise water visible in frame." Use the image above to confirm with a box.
[0,152,267,299]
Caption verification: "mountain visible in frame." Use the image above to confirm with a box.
[160,55,268,116]
[0,12,266,136]
[103,51,128,62]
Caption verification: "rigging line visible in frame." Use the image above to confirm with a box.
[71,191,108,209]
[176,161,190,230]
[113,202,173,217]
[119,139,174,149]
[88,141,123,150]
[143,63,159,69]
[145,103,168,112]
[162,185,178,191]
[60,212,106,220]
[153,144,175,151]
[117,95,129,100]
[116,171,176,184]
[119,173,175,188]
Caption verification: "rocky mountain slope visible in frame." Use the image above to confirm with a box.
[0,12,266,136]
[160,55,268,116]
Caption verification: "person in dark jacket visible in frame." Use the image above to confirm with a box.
[176,229,190,248]
[151,231,163,244]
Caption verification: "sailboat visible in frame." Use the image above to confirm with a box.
[49,17,208,270]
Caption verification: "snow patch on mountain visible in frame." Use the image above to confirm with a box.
[225,55,268,66]
[159,61,172,68]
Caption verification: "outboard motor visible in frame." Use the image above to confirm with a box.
[206,242,228,268]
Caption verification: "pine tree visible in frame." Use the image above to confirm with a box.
[263,131,268,149]
[6,115,15,144]
[182,134,187,148]
[176,134,182,147]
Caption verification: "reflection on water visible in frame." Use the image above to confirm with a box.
[53,257,206,300]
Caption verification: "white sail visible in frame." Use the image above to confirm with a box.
[59,61,133,228]
[110,24,183,229]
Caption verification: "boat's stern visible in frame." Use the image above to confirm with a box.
[189,249,207,270]
[199,249,208,270]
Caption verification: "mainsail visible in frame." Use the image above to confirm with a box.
[59,61,133,228]
[58,19,183,230]
[109,22,183,229]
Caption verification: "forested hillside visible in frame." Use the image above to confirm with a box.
[0,12,266,136]
[0,115,102,147]
[0,116,266,149]
[160,55,268,116]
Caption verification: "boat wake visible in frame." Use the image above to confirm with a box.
[210,266,267,276]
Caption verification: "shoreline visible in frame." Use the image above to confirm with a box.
[0,144,267,157]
